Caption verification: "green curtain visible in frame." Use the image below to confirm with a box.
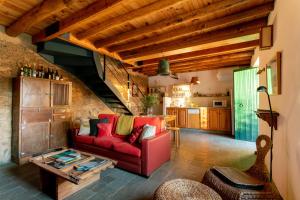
[234,68,259,142]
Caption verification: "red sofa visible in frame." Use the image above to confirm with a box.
[71,114,171,176]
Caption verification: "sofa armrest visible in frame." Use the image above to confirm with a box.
[141,130,171,176]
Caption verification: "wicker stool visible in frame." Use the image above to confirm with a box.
[202,135,282,200]
[153,179,221,200]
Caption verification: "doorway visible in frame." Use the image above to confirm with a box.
[233,68,259,142]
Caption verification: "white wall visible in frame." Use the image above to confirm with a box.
[149,68,236,109]
[251,0,300,199]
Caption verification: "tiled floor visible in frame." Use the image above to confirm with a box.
[0,129,256,200]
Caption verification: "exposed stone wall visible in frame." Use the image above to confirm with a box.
[0,27,113,164]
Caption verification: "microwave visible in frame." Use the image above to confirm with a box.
[213,100,227,108]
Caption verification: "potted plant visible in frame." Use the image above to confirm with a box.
[142,94,158,115]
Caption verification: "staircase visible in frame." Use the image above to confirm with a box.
[37,39,144,115]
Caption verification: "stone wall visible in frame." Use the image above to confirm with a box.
[0,26,113,164]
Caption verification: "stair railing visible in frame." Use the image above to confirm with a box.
[103,55,145,115]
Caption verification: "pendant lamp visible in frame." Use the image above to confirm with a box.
[157,59,170,76]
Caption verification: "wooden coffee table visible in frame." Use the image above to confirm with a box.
[30,149,116,200]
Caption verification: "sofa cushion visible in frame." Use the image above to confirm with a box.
[139,124,156,143]
[97,123,113,137]
[94,136,124,149]
[75,135,95,144]
[89,119,101,136]
[127,125,144,144]
[113,142,141,157]
[78,118,90,136]
[98,114,118,133]
[115,115,135,135]
[133,117,161,135]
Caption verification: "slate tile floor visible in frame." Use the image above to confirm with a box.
[0,129,256,200]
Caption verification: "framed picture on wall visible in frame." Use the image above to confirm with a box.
[266,52,282,95]
[260,25,273,49]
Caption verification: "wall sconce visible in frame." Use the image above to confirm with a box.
[256,67,266,75]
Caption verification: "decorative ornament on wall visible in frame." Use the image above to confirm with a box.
[190,77,200,84]
[260,25,273,50]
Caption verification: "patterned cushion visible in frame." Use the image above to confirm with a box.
[78,118,90,135]
[133,117,161,135]
[127,125,144,144]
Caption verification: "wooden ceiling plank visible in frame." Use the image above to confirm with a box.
[144,60,251,75]
[94,0,273,48]
[129,40,258,68]
[138,52,254,71]
[76,0,187,40]
[120,18,267,61]
[5,0,75,37]
[32,0,125,43]
[108,3,273,52]
[141,57,252,73]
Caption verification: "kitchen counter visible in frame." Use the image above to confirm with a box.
[166,107,232,132]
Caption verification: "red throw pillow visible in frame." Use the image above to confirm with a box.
[97,123,113,137]
[127,125,144,144]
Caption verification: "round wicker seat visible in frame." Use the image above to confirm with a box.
[153,179,221,200]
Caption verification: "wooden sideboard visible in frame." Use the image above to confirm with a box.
[166,107,231,132]
[12,77,72,164]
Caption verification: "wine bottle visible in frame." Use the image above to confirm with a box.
[60,75,64,81]
[55,70,59,80]
[45,68,50,79]
[32,63,37,78]
[41,66,44,78]
[20,67,24,76]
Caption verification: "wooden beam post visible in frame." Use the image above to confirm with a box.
[76,0,187,40]
[94,0,274,48]
[6,0,75,37]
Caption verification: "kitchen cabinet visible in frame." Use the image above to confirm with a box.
[208,108,231,132]
[177,108,188,128]
[187,109,200,129]
[166,107,177,127]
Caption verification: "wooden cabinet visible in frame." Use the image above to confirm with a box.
[177,108,188,128]
[200,107,209,130]
[12,77,72,164]
[166,107,177,127]
[208,108,231,132]
[187,109,200,129]
[219,109,232,131]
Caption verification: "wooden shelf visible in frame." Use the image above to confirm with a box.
[255,109,279,130]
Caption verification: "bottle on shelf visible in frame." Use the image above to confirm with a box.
[20,67,24,76]
[41,66,44,78]
[55,70,60,80]
[32,63,37,78]
[60,75,64,81]
[46,68,51,79]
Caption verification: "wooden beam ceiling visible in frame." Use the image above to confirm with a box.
[129,40,258,68]
[120,18,267,61]
[141,56,252,73]
[145,60,251,76]
[137,51,254,71]
[6,0,76,37]
[107,3,273,52]
[94,0,273,48]
[33,0,125,43]
[76,0,188,40]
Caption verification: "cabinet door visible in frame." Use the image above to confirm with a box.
[51,81,72,107]
[219,109,232,132]
[177,108,187,128]
[187,109,200,129]
[50,121,70,149]
[22,78,50,107]
[21,122,49,157]
[208,108,219,130]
